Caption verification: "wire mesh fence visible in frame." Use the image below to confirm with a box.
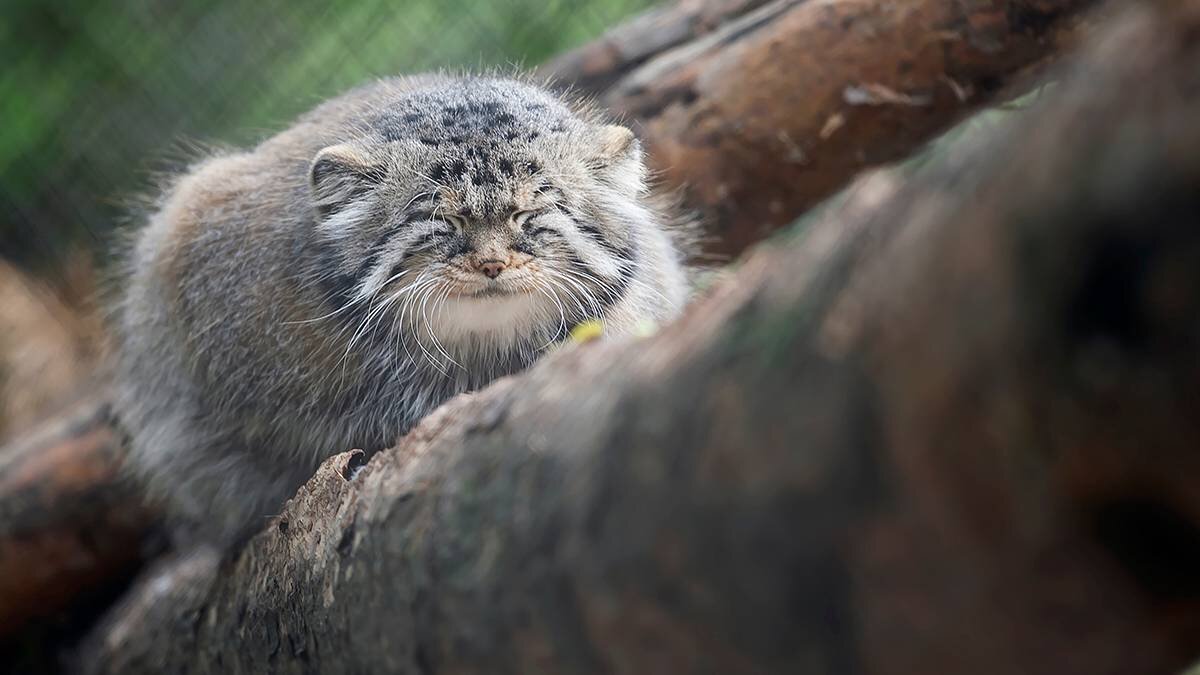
[0,0,656,270]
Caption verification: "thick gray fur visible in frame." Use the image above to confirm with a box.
[113,74,690,545]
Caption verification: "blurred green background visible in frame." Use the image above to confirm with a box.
[0,0,656,271]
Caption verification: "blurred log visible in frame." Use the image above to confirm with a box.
[80,3,1200,673]
[540,0,775,97]
[0,400,153,635]
[546,0,1095,258]
[0,257,105,442]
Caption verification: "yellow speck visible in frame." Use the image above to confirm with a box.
[570,320,604,343]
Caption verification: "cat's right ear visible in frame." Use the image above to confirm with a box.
[309,144,386,218]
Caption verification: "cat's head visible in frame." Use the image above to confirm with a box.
[309,77,654,358]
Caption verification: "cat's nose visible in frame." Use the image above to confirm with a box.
[477,259,507,279]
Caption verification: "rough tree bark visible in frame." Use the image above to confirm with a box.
[81,3,1200,673]
[550,0,1096,257]
[0,0,1098,644]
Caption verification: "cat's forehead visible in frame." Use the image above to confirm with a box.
[425,149,543,192]
[372,80,582,218]
[425,157,555,221]
[372,79,577,146]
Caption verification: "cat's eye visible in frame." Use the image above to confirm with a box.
[442,214,467,231]
[512,210,538,228]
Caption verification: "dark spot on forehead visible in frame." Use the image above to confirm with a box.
[497,158,514,177]
[468,100,502,114]
[470,167,497,186]
[429,161,446,182]
[449,159,467,179]
[525,160,541,174]
[377,119,406,142]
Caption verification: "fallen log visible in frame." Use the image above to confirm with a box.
[585,0,1096,257]
[80,3,1200,673]
[0,0,1099,649]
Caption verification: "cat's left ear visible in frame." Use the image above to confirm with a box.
[591,125,639,166]
[587,125,645,192]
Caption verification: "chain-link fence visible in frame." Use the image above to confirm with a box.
[0,0,656,270]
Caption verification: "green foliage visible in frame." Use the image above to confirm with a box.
[0,0,655,267]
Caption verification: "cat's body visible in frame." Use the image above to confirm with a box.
[113,74,690,544]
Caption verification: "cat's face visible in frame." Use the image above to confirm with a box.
[309,78,647,358]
